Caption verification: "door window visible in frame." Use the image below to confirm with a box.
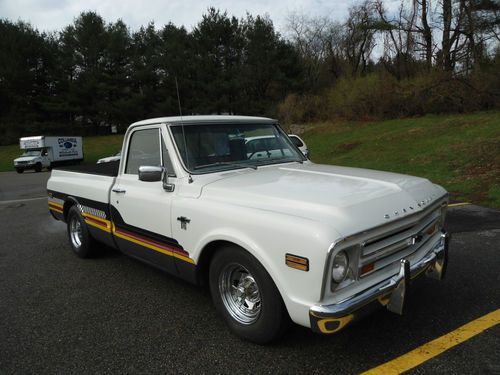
[125,129,161,174]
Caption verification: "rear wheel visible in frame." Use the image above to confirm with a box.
[209,245,290,344]
[15,168,24,174]
[67,205,95,258]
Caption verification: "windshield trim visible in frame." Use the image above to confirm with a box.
[167,122,306,176]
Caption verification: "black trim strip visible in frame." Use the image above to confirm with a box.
[48,189,184,252]
[47,189,110,217]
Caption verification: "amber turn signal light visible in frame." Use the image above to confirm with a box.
[360,263,374,275]
[286,253,309,271]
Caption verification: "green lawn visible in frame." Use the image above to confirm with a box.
[1,112,499,208]
[301,111,500,208]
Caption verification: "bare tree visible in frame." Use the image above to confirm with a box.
[286,12,333,89]
[342,0,377,77]
[415,0,434,70]
[374,0,419,79]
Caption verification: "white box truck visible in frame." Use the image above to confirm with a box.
[13,136,84,173]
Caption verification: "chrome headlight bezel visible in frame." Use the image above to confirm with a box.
[329,245,360,293]
[331,251,348,283]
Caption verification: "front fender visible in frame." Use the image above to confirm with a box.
[172,197,341,327]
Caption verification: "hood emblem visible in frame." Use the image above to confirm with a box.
[384,197,433,220]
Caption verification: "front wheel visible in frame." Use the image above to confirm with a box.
[35,162,42,172]
[15,168,24,174]
[209,246,290,344]
[66,205,95,258]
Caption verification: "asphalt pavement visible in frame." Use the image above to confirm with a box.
[0,171,498,374]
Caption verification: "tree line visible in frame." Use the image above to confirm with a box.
[0,8,302,144]
[0,2,498,144]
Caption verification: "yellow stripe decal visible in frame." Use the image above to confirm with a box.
[48,200,64,214]
[83,213,112,233]
[111,223,195,265]
[48,200,63,209]
[47,198,195,265]
[361,309,500,375]
[49,206,63,214]
[448,202,471,207]
[48,200,63,214]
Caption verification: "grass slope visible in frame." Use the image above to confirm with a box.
[302,111,500,208]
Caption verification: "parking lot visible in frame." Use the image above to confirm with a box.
[0,170,498,374]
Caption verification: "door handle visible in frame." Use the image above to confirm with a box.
[112,187,126,194]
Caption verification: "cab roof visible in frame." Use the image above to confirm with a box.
[130,115,277,127]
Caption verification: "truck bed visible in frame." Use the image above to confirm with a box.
[54,160,119,177]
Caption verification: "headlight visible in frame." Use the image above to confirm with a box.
[332,251,349,283]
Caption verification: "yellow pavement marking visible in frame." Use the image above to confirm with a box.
[448,202,471,207]
[361,309,500,375]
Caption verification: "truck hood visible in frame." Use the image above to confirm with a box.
[14,156,40,162]
[200,163,447,237]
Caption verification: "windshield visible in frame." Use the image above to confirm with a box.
[21,150,41,157]
[171,123,305,173]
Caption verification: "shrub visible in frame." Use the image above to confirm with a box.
[278,68,500,125]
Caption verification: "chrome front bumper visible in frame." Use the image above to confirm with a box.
[309,231,449,334]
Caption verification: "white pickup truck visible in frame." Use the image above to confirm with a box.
[47,115,449,343]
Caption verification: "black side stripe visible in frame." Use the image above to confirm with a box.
[110,205,184,251]
[48,189,110,217]
[48,189,184,252]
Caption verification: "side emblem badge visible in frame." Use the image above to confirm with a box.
[177,216,191,230]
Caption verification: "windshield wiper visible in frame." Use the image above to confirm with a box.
[193,162,258,171]
[255,158,303,166]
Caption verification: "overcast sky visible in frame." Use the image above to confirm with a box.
[0,0,399,34]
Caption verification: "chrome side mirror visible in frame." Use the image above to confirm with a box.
[138,166,164,182]
[138,165,175,192]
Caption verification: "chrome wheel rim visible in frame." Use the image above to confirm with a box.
[219,263,261,325]
[69,216,83,249]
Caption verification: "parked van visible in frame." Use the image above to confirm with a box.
[13,136,84,173]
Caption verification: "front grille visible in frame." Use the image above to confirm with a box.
[358,208,441,277]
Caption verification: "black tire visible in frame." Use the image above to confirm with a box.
[35,163,42,172]
[47,164,52,171]
[66,205,95,258]
[15,168,24,174]
[209,245,290,344]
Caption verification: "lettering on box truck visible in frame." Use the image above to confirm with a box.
[57,137,79,157]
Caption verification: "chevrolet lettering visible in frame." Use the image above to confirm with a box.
[47,115,450,343]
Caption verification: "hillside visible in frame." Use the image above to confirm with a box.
[300,111,500,208]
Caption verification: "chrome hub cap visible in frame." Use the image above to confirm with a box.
[70,216,83,248]
[219,264,261,324]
